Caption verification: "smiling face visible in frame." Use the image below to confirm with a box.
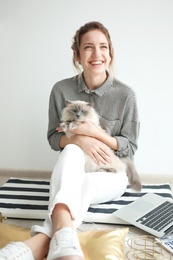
[77,30,111,76]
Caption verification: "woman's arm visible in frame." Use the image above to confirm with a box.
[59,120,118,150]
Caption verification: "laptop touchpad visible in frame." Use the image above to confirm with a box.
[131,200,154,212]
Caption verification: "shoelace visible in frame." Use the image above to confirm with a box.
[54,232,79,250]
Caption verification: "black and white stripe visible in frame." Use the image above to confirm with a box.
[0,178,172,224]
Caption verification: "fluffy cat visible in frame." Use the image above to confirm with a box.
[60,100,142,191]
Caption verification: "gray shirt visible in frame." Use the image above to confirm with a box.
[48,73,140,158]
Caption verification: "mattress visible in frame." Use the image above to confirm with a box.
[0,178,172,224]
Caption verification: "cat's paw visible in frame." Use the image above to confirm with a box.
[69,122,81,130]
[60,122,69,132]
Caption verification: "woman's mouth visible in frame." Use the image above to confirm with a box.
[89,60,104,65]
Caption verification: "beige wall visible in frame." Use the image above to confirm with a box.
[0,0,173,174]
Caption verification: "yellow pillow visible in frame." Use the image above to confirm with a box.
[78,228,129,260]
[0,222,128,260]
[0,222,30,247]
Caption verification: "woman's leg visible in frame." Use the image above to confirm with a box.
[46,144,86,260]
[45,145,128,259]
[31,144,86,237]
[30,144,86,260]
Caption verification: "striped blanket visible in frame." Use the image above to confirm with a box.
[0,178,172,224]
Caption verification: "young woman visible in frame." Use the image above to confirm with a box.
[0,21,140,260]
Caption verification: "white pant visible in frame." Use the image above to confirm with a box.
[31,144,128,238]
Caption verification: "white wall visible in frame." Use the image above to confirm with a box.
[0,0,173,174]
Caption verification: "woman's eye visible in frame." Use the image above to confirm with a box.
[84,45,92,49]
[101,45,108,49]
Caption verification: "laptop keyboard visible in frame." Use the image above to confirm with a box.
[137,201,173,231]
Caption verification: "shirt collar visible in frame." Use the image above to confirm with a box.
[77,72,113,97]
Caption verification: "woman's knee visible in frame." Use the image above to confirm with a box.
[64,144,79,151]
[64,144,84,157]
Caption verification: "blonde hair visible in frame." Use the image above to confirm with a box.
[71,21,115,75]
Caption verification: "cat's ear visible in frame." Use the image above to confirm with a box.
[87,101,94,108]
[65,100,73,106]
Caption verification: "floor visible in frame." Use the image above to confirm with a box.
[1,171,173,259]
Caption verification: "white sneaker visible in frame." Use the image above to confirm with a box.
[47,227,84,260]
[0,242,34,260]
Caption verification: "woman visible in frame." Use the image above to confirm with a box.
[0,21,140,260]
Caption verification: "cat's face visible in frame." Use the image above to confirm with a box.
[62,100,92,122]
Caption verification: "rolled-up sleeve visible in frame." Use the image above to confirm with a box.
[115,121,140,158]
[114,93,140,158]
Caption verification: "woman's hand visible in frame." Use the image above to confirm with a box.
[67,121,101,138]
[75,135,112,165]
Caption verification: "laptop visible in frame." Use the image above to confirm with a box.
[113,193,173,238]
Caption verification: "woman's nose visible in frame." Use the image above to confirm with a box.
[92,47,101,57]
